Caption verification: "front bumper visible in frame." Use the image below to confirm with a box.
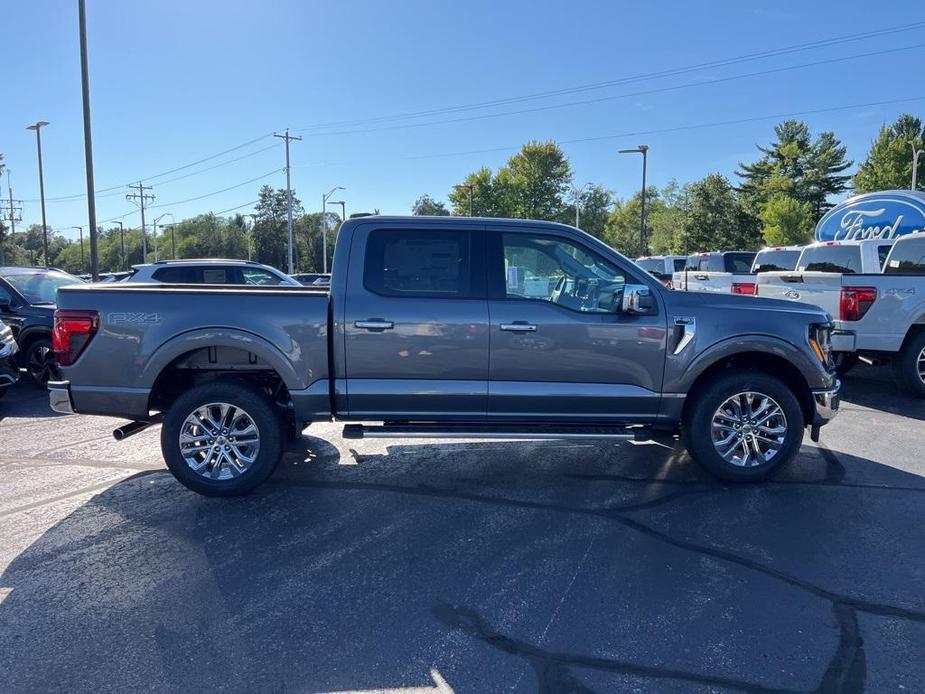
[48,380,75,414]
[812,379,841,424]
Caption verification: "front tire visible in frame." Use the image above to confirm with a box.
[832,352,859,377]
[891,331,925,398]
[682,369,804,482]
[161,381,284,496]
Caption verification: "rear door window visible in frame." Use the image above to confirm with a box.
[364,229,472,297]
[672,258,687,272]
[884,238,925,274]
[798,246,862,273]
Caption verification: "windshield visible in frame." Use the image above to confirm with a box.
[2,270,84,304]
[752,250,801,273]
[798,245,862,273]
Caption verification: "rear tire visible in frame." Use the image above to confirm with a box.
[161,381,284,496]
[23,338,58,387]
[891,331,925,398]
[682,369,804,482]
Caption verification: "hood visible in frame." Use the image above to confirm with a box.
[668,289,830,321]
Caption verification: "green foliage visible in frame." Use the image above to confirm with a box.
[854,114,925,193]
[564,184,612,239]
[411,194,450,216]
[759,194,814,246]
[449,141,573,220]
[737,119,852,222]
[602,186,662,257]
[684,174,759,252]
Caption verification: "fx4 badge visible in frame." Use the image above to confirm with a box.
[108,312,161,325]
[784,289,801,300]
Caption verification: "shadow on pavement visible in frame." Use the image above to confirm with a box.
[1,432,923,692]
[839,364,925,421]
[0,380,63,421]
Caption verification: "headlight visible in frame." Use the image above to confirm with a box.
[809,323,833,367]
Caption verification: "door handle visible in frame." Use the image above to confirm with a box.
[354,320,394,331]
[694,274,708,280]
[500,323,537,332]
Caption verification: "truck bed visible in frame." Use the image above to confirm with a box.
[54,283,332,420]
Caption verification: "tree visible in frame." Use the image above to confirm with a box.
[448,141,573,220]
[564,184,612,240]
[854,114,925,193]
[759,194,814,246]
[411,194,450,216]
[252,185,303,270]
[684,174,759,252]
[602,186,662,256]
[737,120,851,222]
[648,180,689,254]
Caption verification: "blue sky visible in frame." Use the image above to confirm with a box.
[2,0,924,245]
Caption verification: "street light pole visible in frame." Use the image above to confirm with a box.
[619,145,649,257]
[111,221,125,270]
[912,142,925,191]
[26,121,50,266]
[321,186,344,273]
[78,0,99,280]
[153,213,172,261]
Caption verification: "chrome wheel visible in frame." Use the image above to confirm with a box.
[179,402,261,480]
[711,391,787,468]
[917,346,925,384]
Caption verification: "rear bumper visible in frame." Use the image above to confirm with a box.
[811,379,841,424]
[830,331,856,353]
[48,380,75,414]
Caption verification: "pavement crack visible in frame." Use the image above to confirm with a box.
[433,604,798,693]
[814,603,866,694]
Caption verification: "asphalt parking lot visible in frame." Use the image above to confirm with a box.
[0,368,923,693]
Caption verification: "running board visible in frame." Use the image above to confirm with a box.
[342,423,651,441]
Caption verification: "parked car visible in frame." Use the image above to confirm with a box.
[290,272,331,287]
[0,266,84,385]
[672,251,758,294]
[125,259,302,286]
[751,246,803,274]
[757,232,925,391]
[634,255,687,287]
[50,216,840,495]
[0,319,19,398]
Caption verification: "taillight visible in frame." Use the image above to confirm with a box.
[731,282,757,295]
[52,309,99,366]
[839,286,877,321]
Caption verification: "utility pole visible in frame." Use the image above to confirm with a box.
[274,129,301,274]
[111,221,125,270]
[2,174,22,266]
[321,186,344,274]
[126,182,154,259]
[26,121,50,266]
[78,0,99,280]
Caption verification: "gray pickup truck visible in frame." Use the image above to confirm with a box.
[49,216,840,495]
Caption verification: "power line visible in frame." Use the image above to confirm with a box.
[147,169,281,209]
[294,20,925,132]
[24,133,276,203]
[287,94,925,170]
[293,42,925,138]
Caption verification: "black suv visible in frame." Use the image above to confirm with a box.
[0,267,84,385]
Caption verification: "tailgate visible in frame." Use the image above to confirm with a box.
[756,271,842,316]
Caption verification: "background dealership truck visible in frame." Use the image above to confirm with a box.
[49,216,840,496]
[757,191,925,392]
[672,251,758,294]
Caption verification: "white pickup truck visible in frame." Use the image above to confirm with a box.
[634,255,687,287]
[757,233,925,394]
[672,251,757,294]
[751,246,803,274]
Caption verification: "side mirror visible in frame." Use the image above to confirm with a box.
[621,284,655,315]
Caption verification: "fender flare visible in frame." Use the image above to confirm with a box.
[676,334,823,393]
[140,327,309,392]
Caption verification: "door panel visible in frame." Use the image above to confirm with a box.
[343,225,489,418]
[487,228,667,421]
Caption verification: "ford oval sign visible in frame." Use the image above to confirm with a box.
[815,190,925,242]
